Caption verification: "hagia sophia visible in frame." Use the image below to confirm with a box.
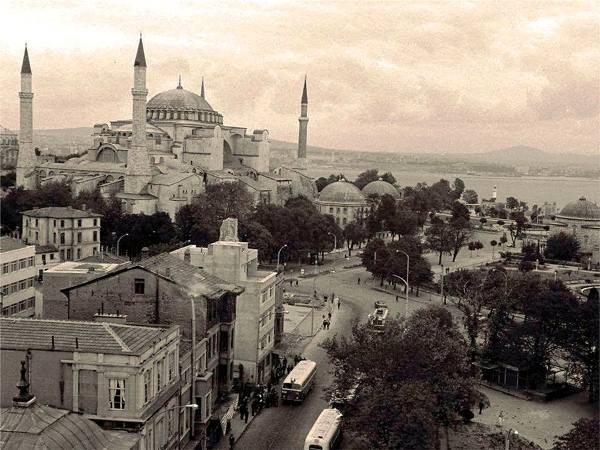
[13,38,315,218]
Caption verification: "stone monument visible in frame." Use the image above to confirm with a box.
[219,218,239,242]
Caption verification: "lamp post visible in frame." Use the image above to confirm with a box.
[374,248,409,318]
[505,428,519,450]
[115,233,129,257]
[276,244,287,273]
[149,403,199,450]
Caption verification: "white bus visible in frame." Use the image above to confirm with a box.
[368,302,388,332]
[281,360,317,403]
[304,408,343,450]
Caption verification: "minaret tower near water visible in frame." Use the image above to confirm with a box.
[297,76,308,159]
[16,45,36,189]
[125,36,152,194]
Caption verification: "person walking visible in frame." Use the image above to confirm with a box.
[478,399,485,415]
[328,312,332,320]
[395,295,399,302]
[250,398,256,417]
[229,433,235,450]
[322,319,327,330]
[357,277,361,285]
[338,298,341,309]
[296,280,299,286]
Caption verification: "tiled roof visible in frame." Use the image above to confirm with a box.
[0,402,138,450]
[35,244,59,254]
[136,253,244,298]
[151,172,197,186]
[79,252,128,264]
[21,207,102,219]
[0,318,174,355]
[0,237,29,253]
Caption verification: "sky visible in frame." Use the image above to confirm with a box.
[0,0,598,154]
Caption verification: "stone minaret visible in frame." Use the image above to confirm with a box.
[125,36,152,194]
[16,45,36,189]
[297,76,308,159]
[201,76,205,98]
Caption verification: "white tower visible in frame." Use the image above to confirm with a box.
[16,45,36,189]
[492,185,497,201]
[125,36,152,194]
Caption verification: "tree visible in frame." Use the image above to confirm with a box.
[0,171,16,189]
[506,196,520,210]
[508,211,528,246]
[553,418,599,450]
[448,202,473,262]
[462,189,478,204]
[452,178,465,200]
[380,171,397,186]
[544,232,580,261]
[343,221,368,256]
[321,306,479,449]
[361,238,387,284]
[353,169,379,190]
[479,217,487,229]
[429,179,454,210]
[425,217,454,265]
[239,221,276,262]
[117,212,177,257]
[315,174,339,192]
[563,288,599,402]
[388,208,419,238]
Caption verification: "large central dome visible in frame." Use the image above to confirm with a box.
[148,86,214,111]
[558,197,600,220]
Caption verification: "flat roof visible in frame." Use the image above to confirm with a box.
[0,237,31,253]
[46,261,121,274]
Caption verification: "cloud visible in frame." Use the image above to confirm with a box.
[0,0,597,153]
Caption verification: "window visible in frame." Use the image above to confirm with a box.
[157,359,165,390]
[66,249,72,260]
[108,379,126,410]
[168,352,176,381]
[93,219,98,226]
[329,207,334,213]
[35,219,38,227]
[77,248,81,260]
[53,220,56,227]
[77,219,82,227]
[2,263,9,274]
[19,259,27,269]
[35,231,38,241]
[343,207,348,214]
[93,231,98,242]
[50,253,55,260]
[53,233,56,244]
[10,261,17,272]
[343,218,347,225]
[60,249,65,260]
[144,369,152,403]
[60,233,65,244]
[60,220,65,228]
[134,278,145,294]
[28,257,34,266]
[77,232,82,243]
[19,280,27,290]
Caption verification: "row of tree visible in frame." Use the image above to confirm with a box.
[445,269,599,402]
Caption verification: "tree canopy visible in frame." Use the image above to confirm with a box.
[544,231,580,261]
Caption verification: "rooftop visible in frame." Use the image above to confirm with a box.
[0,237,30,254]
[46,260,121,274]
[21,207,102,219]
[0,318,176,355]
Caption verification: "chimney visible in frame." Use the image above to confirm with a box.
[13,360,35,407]
[81,203,87,210]
[141,247,150,260]
[93,313,128,324]
[165,267,171,277]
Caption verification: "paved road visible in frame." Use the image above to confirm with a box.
[235,264,435,450]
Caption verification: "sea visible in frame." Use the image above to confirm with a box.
[306,166,599,209]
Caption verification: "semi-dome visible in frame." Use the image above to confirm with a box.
[148,86,214,111]
[558,197,600,220]
[362,179,400,199]
[319,180,365,203]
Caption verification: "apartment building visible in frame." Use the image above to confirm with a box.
[172,219,277,385]
[0,317,179,450]
[21,206,102,261]
[0,236,38,317]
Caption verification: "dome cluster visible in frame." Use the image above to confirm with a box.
[558,197,600,220]
[146,85,223,125]
[362,179,400,199]
[319,180,365,203]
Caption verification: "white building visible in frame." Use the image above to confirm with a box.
[171,219,277,384]
[0,236,38,317]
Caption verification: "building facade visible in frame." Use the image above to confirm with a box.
[21,206,102,261]
[48,252,243,448]
[0,125,18,169]
[550,197,600,267]
[171,219,277,385]
[314,180,367,227]
[0,317,179,449]
[0,237,38,317]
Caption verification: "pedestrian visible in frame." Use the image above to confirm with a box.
[240,403,248,423]
[226,418,232,434]
[338,298,341,309]
[332,292,335,301]
[314,289,317,297]
[229,433,235,450]
[296,280,299,286]
[328,312,332,320]
[357,277,361,285]
[250,399,256,417]
[478,399,485,415]
[290,279,293,286]
[395,295,399,302]
[327,320,331,329]
[322,319,327,329]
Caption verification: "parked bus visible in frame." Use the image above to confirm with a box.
[304,408,343,450]
[281,360,317,403]
[367,301,388,332]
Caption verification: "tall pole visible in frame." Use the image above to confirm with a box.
[276,244,287,273]
[116,233,129,257]
[440,264,445,305]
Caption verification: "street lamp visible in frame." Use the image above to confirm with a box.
[505,429,518,450]
[374,248,410,319]
[276,244,288,273]
[115,233,129,257]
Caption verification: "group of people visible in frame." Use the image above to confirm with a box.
[322,310,333,330]
[237,382,280,424]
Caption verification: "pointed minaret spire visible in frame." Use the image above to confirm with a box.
[177,74,182,89]
[301,75,308,104]
[21,44,31,74]
[134,34,146,67]
[201,77,205,98]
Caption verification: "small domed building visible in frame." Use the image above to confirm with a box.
[361,179,400,200]
[551,196,600,266]
[314,179,367,227]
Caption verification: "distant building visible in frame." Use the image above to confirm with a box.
[0,317,177,449]
[172,218,277,384]
[550,197,600,267]
[0,237,38,317]
[49,252,243,448]
[0,125,18,168]
[314,179,367,227]
[21,206,102,261]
